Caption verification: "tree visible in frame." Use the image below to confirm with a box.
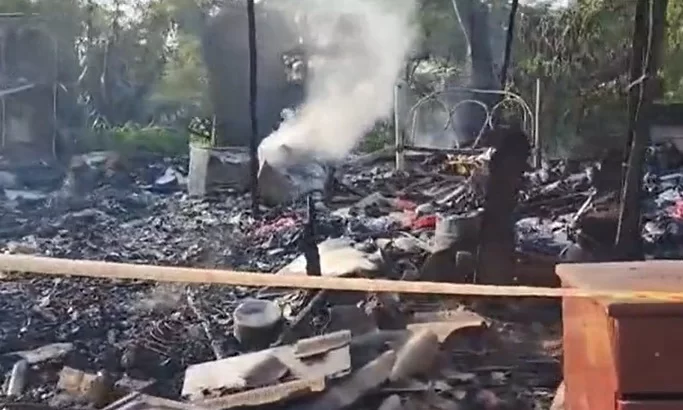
[2,0,683,157]
[151,32,211,122]
[664,0,683,102]
[511,0,635,157]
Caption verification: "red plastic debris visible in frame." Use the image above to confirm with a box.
[252,216,300,237]
[671,201,683,220]
[412,215,437,230]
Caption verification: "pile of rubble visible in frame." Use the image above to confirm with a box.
[0,141,640,410]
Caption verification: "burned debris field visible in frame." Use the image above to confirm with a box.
[8,137,683,409]
[1,0,681,409]
[0,150,578,410]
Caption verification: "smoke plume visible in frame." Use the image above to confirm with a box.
[259,0,418,165]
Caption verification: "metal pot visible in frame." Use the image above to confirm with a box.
[433,208,484,251]
[233,299,283,350]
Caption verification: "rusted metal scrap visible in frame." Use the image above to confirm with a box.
[182,330,351,404]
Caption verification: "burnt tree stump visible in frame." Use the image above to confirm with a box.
[475,127,530,285]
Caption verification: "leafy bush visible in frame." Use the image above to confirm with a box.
[85,124,189,157]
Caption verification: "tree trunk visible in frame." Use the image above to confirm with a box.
[201,3,302,147]
[450,0,499,142]
[452,0,497,90]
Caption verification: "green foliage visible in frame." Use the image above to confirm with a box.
[3,0,683,159]
[87,124,189,156]
[511,1,634,157]
[664,0,683,102]
[408,0,642,158]
[151,32,211,120]
[358,123,393,153]
[418,0,468,62]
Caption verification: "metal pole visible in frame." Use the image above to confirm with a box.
[394,81,405,171]
[533,77,541,168]
[247,0,260,217]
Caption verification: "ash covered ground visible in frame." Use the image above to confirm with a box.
[1,146,654,410]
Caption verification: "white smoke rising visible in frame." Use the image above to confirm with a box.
[259,0,418,165]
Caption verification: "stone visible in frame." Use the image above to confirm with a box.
[258,158,328,206]
[258,160,328,205]
[257,136,330,205]
[188,144,251,197]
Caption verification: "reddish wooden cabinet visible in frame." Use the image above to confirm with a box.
[558,261,683,410]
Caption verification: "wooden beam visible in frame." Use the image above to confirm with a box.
[1,254,683,302]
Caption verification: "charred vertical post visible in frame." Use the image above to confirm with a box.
[616,0,668,259]
[499,0,519,89]
[475,127,530,285]
[301,196,321,276]
[277,197,323,345]
[247,0,260,217]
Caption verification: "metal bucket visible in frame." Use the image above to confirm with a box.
[433,208,484,251]
[233,299,283,350]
